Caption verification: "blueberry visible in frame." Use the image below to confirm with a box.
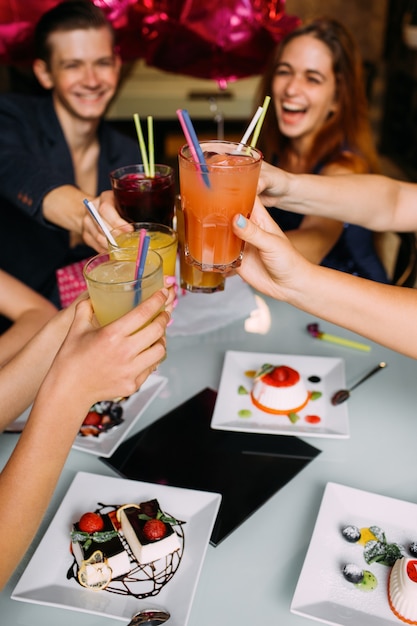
[342,525,361,543]
[108,404,123,422]
[342,563,364,584]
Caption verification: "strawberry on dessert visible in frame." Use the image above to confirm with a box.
[143,518,167,540]
[78,512,104,533]
[82,411,102,427]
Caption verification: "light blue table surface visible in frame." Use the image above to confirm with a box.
[1,292,416,626]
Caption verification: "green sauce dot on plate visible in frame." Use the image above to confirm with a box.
[238,409,252,418]
[310,391,322,401]
[355,570,378,591]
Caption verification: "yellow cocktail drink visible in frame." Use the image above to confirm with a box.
[110,223,178,276]
[83,251,163,326]
[178,141,262,272]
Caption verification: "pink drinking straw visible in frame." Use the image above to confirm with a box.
[176,109,210,188]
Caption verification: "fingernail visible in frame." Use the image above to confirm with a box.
[165,275,177,286]
[237,214,246,228]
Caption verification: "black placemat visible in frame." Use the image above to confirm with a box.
[102,388,321,545]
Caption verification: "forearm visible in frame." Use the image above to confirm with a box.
[283,173,397,230]
[236,205,417,358]
[0,290,171,588]
[260,164,416,232]
[284,219,343,264]
[288,263,417,356]
[0,304,76,427]
[42,185,92,233]
[0,380,91,588]
[0,306,58,367]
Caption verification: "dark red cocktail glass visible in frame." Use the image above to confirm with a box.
[110,164,175,227]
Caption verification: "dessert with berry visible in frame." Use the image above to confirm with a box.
[388,557,417,624]
[119,498,181,564]
[71,511,131,586]
[68,499,184,598]
[79,400,124,437]
[250,363,310,415]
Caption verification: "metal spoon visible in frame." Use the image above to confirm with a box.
[331,362,387,406]
[127,608,170,626]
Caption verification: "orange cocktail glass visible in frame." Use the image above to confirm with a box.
[178,141,262,273]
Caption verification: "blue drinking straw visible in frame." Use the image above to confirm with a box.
[176,109,210,188]
[134,233,150,306]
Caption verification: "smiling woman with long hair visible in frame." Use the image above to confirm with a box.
[254,17,388,283]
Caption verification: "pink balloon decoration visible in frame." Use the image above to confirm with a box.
[0,0,300,84]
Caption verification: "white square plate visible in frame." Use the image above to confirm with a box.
[7,374,167,457]
[291,482,417,625]
[12,471,221,625]
[211,351,349,438]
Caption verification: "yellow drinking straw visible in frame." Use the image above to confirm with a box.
[250,96,271,148]
[147,115,155,178]
[133,113,150,177]
[307,322,371,352]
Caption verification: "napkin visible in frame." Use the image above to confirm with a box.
[167,274,258,336]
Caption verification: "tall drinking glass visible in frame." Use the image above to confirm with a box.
[110,164,175,227]
[83,250,163,326]
[176,198,225,293]
[178,141,262,272]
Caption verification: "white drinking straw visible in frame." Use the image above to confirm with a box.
[236,107,263,151]
[83,199,118,246]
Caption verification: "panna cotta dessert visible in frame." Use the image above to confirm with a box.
[119,499,181,564]
[251,364,310,414]
[388,557,417,624]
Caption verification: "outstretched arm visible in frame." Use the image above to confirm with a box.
[0,270,58,367]
[234,199,417,357]
[0,290,170,589]
[0,296,83,427]
[258,161,417,233]
[0,275,175,429]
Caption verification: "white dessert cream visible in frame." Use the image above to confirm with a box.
[388,557,417,624]
[251,364,310,414]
